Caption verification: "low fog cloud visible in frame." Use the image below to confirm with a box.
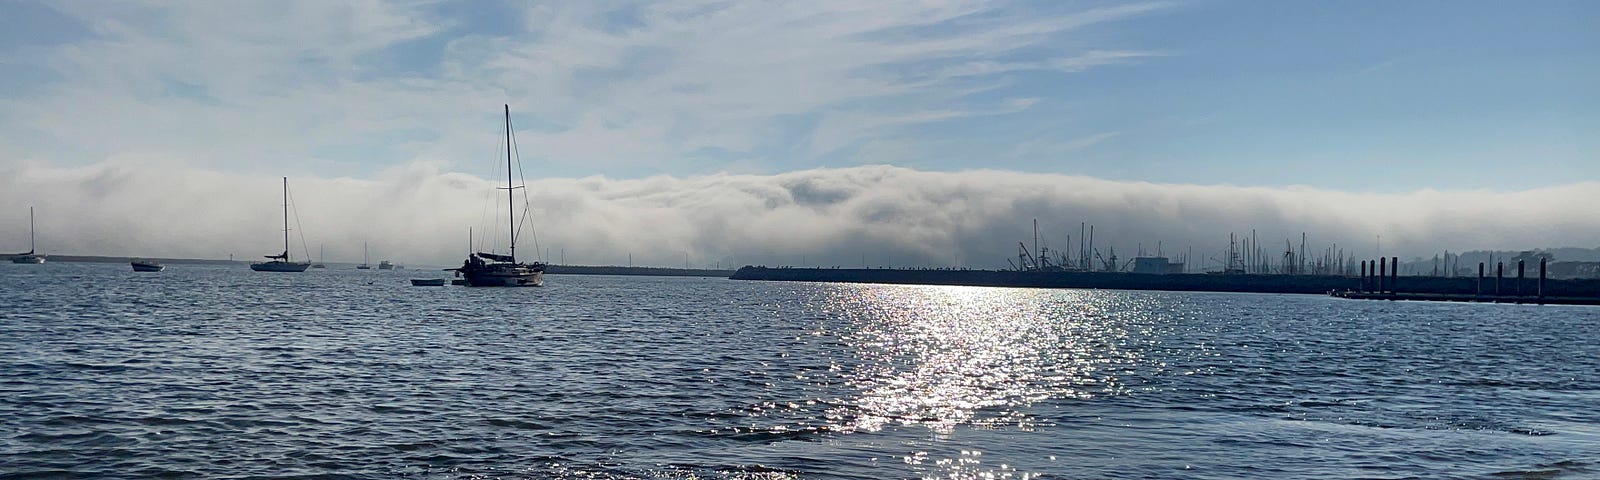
[2,161,1596,269]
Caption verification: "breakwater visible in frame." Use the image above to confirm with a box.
[730,266,1600,299]
[545,265,734,277]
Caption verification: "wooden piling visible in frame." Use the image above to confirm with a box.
[1496,262,1503,295]
[1360,260,1368,292]
[1517,260,1525,297]
[1378,258,1386,293]
[1539,258,1546,300]
[1477,262,1484,297]
[1391,256,1399,293]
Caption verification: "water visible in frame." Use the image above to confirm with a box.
[2,262,1597,479]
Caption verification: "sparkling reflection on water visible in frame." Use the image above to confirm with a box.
[2,263,1598,479]
[823,286,1147,434]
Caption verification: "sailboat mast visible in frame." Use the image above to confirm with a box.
[29,206,35,252]
[282,177,290,262]
[505,104,516,262]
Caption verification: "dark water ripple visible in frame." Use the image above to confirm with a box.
[2,263,1598,479]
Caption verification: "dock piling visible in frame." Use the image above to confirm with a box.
[1517,260,1525,297]
[1539,258,1546,301]
[1496,262,1503,296]
[1378,258,1386,294]
[1391,256,1399,293]
[1477,262,1484,297]
[1360,260,1367,292]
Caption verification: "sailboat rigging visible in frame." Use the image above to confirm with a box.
[453,104,546,287]
[357,242,371,269]
[10,206,44,264]
[250,177,311,272]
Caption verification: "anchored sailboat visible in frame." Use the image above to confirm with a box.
[356,242,371,269]
[10,207,44,264]
[250,177,311,272]
[453,105,546,287]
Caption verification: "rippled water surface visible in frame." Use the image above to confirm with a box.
[3,263,1598,479]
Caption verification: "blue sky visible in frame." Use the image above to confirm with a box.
[1,1,1597,265]
[2,0,1593,190]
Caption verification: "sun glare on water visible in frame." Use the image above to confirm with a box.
[820,285,1154,435]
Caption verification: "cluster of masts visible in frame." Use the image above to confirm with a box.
[1008,220,1390,276]
[1223,229,1353,275]
[1010,219,1190,273]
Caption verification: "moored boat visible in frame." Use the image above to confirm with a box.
[250,177,312,272]
[9,207,45,264]
[453,105,546,287]
[356,242,371,269]
[131,259,165,272]
[410,278,447,286]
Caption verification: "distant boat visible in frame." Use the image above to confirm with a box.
[9,206,45,264]
[131,259,165,272]
[410,278,447,286]
[312,244,326,268]
[250,177,311,272]
[378,260,394,270]
[452,105,546,287]
[356,242,371,269]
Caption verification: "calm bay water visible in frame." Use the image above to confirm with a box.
[2,262,1597,479]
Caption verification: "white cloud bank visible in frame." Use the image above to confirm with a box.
[3,162,1595,269]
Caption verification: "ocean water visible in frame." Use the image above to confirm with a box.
[2,262,1597,479]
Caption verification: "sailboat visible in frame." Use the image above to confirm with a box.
[453,105,546,287]
[10,207,45,264]
[312,244,326,268]
[250,177,311,272]
[356,242,371,269]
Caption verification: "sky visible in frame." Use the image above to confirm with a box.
[1,0,1596,269]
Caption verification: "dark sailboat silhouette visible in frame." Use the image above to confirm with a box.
[453,105,546,287]
[250,177,311,272]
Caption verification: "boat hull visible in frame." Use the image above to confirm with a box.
[462,264,544,287]
[251,261,311,272]
[410,279,447,286]
[131,262,165,272]
[11,255,44,264]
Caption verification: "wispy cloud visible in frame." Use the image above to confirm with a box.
[0,1,1169,177]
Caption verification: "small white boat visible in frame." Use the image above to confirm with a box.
[410,278,447,286]
[131,259,165,272]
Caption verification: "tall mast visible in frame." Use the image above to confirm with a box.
[505,104,516,262]
[282,177,290,262]
[29,206,35,252]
